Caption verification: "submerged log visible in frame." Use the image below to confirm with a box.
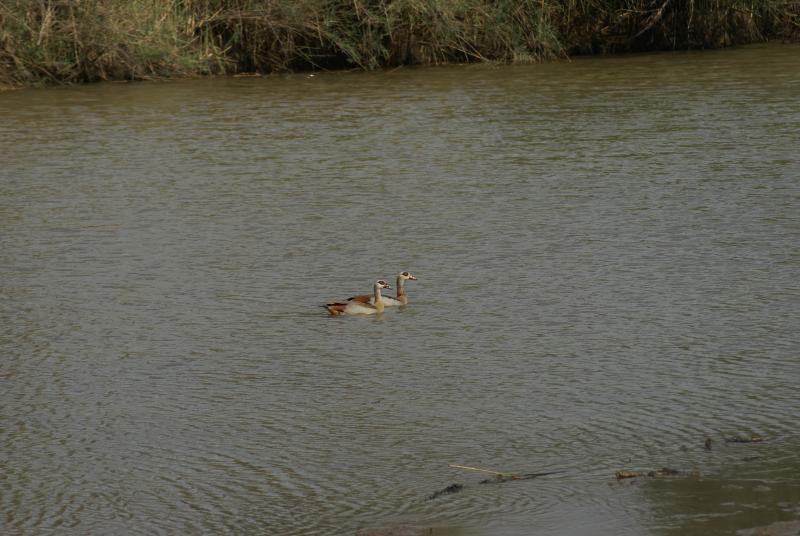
[479,471,562,484]
[426,483,464,500]
[725,434,764,443]
[448,463,561,483]
[428,464,560,499]
[447,463,562,484]
[615,467,682,480]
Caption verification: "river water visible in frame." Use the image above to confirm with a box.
[1,44,799,535]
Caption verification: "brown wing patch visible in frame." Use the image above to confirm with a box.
[347,294,371,303]
[325,303,347,315]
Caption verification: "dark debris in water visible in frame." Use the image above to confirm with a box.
[426,483,464,500]
[615,467,687,480]
[725,434,764,444]
[357,526,429,536]
[479,471,562,484]
[428,469,561,500]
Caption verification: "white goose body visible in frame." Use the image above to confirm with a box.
[378,295,403,306]
[341,297,383,315]
[325,280,391,316]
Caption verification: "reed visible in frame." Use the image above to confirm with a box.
[1,0,798,88]
[557,0,799,54]
[1,1,195,86]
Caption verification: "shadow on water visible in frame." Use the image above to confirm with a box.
[631,440,800,535]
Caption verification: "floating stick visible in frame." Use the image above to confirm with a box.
[448,464,505,475]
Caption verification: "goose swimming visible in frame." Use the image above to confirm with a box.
[348,271,417,306]
[325,279,391,316]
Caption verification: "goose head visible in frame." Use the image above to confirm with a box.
[399,271,417,281]
[376,279,392,290]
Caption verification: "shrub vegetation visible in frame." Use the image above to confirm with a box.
[1,0,798,87]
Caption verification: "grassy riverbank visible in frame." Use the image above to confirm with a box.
[1,0,798,88]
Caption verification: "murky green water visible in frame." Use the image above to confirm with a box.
[2,44,799,536]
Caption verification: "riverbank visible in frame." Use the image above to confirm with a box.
[1,0,799,89]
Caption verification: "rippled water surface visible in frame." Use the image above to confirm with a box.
[2,44,799,535]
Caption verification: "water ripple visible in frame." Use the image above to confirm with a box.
[2,45,799,536]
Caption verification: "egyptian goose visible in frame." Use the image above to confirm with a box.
[348,271,417,306]
[325,279,392,316]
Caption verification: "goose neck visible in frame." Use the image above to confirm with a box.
[396,276,405,297]
[373,284,385,312]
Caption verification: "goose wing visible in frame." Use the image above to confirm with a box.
[347,294,402,306]
[324,302,348,315]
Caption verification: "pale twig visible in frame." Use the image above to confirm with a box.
[448,464,505,475]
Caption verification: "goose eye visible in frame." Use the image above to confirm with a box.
[402,272,409,276]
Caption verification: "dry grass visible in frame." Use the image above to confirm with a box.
[1,0,798,88]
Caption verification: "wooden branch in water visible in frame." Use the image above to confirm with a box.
[448,464,562,483]
[448,464,505,475]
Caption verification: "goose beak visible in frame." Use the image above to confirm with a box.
[385,283,392,289]
[409,275,417,280]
